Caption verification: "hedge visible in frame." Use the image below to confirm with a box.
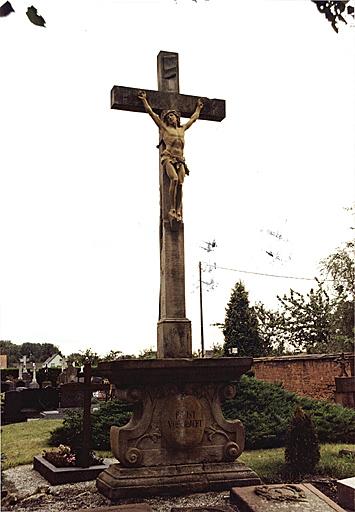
[49,376,355,451]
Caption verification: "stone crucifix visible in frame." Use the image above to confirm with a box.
[111,51,225,358]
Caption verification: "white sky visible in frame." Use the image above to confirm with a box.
[0,0,354,358]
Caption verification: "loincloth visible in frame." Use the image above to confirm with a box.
[161,151,190,175]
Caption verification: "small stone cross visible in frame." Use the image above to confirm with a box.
[20,355,28,372]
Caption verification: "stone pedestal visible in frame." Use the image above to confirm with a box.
[157,318,191,359]
[96,358,260,499]
[98,462,259,499]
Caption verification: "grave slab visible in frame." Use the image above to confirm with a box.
[337,477,355,511]
[230,483,347,512]
[33,455,109,485]
[40,410,63,419]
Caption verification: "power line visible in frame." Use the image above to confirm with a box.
[204,264,335,282]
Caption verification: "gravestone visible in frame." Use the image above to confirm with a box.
[58,361,78,384]
[19,355,28,372]
[41,364,53,388]
[3,387,60,424]
[2,376,15,391]
[337,477,355,511]
[59,382,85,408]
[230,483,346,512]
[1,381,11,392]
[18,362,23,380]
[334,353,355,409]
[96,51,259,500]
[21,371,32,388]
[58,363,82,406]
[28,364,40,389]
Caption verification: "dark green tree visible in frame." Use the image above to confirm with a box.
[321,240,354,300]
[222,281,269,357]
[285,406,320,474]
[20,341,61,362]
[100,350,123,362]
[66,348,99,366]
[0,340,20,365]
[66,352,82,365]
[320,238,354,349]
[254,303,287,355]
[138,347,156,359]
[0,340,61,365]
[277,280,333,353]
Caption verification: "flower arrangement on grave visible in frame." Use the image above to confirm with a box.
[43,444,103,468]
[43,445,76,467]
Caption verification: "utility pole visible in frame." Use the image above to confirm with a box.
[199,261,204,358]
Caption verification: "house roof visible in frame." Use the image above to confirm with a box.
[42,353,62,366]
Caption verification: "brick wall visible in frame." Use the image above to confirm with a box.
[252,353,353,401]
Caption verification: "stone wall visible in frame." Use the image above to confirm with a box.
[252,353,353,401]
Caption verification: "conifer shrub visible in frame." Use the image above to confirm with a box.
[49,378,355,452]
[222,375,355,449]
[284,406,320,474]
[49,400,132,451]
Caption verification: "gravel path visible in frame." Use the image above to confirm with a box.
[2,463,231,512]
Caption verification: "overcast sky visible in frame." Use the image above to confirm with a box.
[0,0,354,358]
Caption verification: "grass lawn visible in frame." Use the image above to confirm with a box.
[240,444,355,482]
[1,420,354,481]
[2,420,64,469]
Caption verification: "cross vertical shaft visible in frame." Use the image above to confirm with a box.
[110,51,225,358]
[157,51,191,358]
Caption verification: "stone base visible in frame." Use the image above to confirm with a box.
[97,461,260,500]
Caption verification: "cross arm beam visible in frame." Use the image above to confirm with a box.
[111,86,225,122]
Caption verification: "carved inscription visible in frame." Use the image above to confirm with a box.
[168,409,203,429]
[161,395,205,449]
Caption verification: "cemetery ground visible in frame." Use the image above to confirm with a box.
[1,418,354,511]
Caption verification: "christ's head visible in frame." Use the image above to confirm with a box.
[162,109,181,127]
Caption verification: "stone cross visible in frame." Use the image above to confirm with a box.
[19,355,27,372]
[111,51,225,358]
[29,362,40,389]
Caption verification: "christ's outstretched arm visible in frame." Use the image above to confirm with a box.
[183,98,204,130]
[138,91,164,129]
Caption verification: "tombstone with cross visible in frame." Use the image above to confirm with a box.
[19,355,28,372]
[96,51,259,499]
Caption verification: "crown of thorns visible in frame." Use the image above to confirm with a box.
[160,109,181,121]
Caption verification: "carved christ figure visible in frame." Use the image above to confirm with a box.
[138,91,203,221]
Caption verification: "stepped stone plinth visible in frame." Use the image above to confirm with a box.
[96,358,260,499]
